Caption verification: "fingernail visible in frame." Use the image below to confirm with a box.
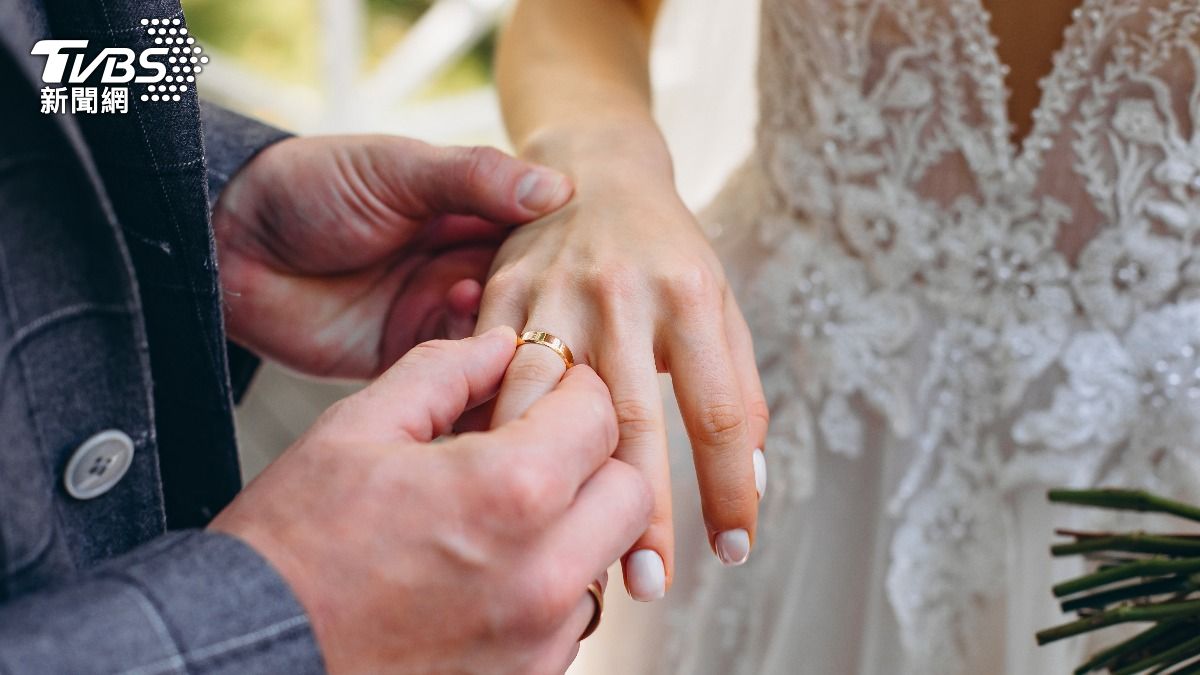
[626,549,666,601]
[753,448,767,499]
[515,169,570,212]
[715,529,750,566]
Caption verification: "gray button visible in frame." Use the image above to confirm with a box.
[64,430,135,500]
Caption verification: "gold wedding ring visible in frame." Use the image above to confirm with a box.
[580,580,604,641]
[516,330,575,369]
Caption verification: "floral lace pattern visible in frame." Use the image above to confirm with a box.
[675,0,1200,671]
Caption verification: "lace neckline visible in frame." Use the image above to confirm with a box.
[966,0,1103,180]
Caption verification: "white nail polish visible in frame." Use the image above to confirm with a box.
[715,529,750,566]
[626,550,666,601]
[753,448,767,499]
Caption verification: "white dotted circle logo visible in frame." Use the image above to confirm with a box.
[138,18,206,104]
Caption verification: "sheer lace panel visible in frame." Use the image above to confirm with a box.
[674,0,1200,671]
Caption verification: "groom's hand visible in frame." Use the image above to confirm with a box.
[212,135,572,378]
[211,327,651,674]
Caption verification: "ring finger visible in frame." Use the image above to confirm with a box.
[489,304,587,427]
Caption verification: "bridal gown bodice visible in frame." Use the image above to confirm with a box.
[588,1,1200,674]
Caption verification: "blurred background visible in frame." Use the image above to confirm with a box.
[186,0,759,671]
[183,0,506,142]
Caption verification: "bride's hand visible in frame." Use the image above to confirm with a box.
[476,143,769,601]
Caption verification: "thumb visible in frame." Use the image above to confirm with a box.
[399,142,574,222]
[338,326,518,443]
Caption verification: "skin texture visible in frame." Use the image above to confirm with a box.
[210,328,653,674]
[213,134,573,378]
[490,0,769,600]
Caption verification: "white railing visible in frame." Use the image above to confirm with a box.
[198,0,512,141]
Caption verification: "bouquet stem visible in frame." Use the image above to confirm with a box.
[1039,489,1200,673]
[1049,489,1200,524]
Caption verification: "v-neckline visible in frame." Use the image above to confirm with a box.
[972,0,1094,173]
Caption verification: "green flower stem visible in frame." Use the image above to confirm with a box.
[1054,559,1200,598]
[1048,489,1200,524]
[1061,575,1195,613]
[1112,632,1200,675]
[1130,625,1200,673]
[1058,529,1200,541]
[1044,489,1200,674]
[1167,656,1200,674]
[1053,534,1200,557]
[1072,619,1190,674]
[1036,600,1200,646]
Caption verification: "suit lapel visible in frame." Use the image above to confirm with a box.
[0,0,125,234]
[0,0,157,473]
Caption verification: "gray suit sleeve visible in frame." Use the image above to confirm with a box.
[0,531,325,674]
[200,101,293,210]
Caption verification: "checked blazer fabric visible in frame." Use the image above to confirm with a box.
[0,0,324,672]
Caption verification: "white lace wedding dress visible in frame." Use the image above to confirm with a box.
[578,1,1200,673]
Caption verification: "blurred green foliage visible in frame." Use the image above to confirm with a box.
[181,0,495,97]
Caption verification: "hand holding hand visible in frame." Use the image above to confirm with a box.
[210,327,651,674]
[212,136,572,378]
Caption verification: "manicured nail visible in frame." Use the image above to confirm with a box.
[626,549,666,601]
[753,448,767,499]
[515,169,570,211]
[715,529,750,566]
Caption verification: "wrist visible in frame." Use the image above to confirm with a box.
[517,117,676,195]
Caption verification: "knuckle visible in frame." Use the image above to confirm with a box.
[401,338,459,369]
[484,266,530,302]
[659,264,723,311]
[459,145,508,187]
[497,462,559,521]
[380,340,457,388]
[694,400,747,447]
[382,136,429,168]
[456,448,516,516]
[611,396,658,442]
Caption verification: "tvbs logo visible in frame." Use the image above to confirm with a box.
[33,18,207,114]
[34,40,170,85]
